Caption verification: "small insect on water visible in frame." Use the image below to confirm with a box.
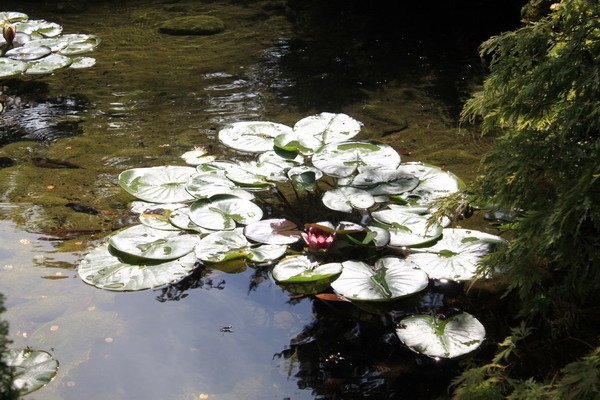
[219,325,233,333]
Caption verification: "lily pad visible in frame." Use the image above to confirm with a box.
[395,163,463,206]
[275,113,362,154]
[0,58,27,78]
[25,53,72,75]
[69,56,96,69]
[224,160,287,188]
[15,20,62,37]
[405,228,505,281]
[0,12,29,24]
[109,224,199,260]
[3,349,58,395]
[5,45,51,61]
[118,166,197,203]
[372,208,443,247]
[312,140,401,178]
[331,257,429,302]
[23,37,69,52]
[186,173,254,200]
[257,150,304,169]
[349,167,420,195]
[396,312,485,358]
[58,34,100,55]
[188,195,263,230]
[322,187,375,213]
[78,244,198,291]
[243,219,302,244]
[168,207,213,233]
[273,255,342,282]
[180,148,216,165]
[194,229,286,263]
[288,166,322,191]
[218,121,292,153]
[138,203,185,231]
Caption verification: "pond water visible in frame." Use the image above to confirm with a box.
[0,1,521,398]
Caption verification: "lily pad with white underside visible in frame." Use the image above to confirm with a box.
[0,58,27,78]
[0,12,29,24]
[322,187,375,213]
[194,229,286,263]
[186,173,254,200]
[3,349,58,395]
[243,219,302,245]
[15,20,62,37]
[372,208,443,247]
[224,160,287,188]
[218,121,292,153]
[275,113,362,154]
[396,312,486,358]
[77,244,197,291]
[118,166,197,203]
[405,228,505,281]
[25,53,72,75]
[109,225,199,260]
[273,255,342,283]
[331,257,429,302]
[180,149,216,165]
[188,195,263,231]
[312,141,401,178]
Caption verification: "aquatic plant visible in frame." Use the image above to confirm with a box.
[76,112,506,360]
[0,11,99,78]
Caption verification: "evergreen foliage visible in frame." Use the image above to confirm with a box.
[450,0,600,398]
[0,294,18,400]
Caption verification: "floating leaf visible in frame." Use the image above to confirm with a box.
[395,163,463,206]
[168,207,213,233]
[58,34,100,55]
[396,312,485,358]
[218,121,292,153]
[188,195,263,230]
[15,20,62,37]
[257,150,304,169]
[118,166,197,203]
[194,229,249,262]
[322,187,375,213]
[0,12,29,24]
[23,37,69,52]
[247,244,288,262]
[180,149,216,165]
[224,161,286,188]
[273,255,342,283]
[275,113,362,154]
[69,56,96,69]
[330,257,429,302]
[186,173,254,200]
[243,219,302,244]
[312,140,401,178]
[405,228,505,280]
[372,208,443,247]
[287,166,322,191]
[78,244,197,291]
[5,45,51,61]
[25,53,72,75]
[109,225,199,260]
[348,167,420,195]
[138,204,185,231]
[0,58,27,78]
[3,349,58,395]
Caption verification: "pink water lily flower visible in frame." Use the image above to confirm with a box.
[302,226,336,251]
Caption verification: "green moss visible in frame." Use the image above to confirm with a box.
[158,15,226,36]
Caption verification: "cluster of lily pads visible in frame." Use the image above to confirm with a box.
[74,113,504,360]
[0,11,99,79]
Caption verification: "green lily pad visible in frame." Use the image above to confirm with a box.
[109,224,199,260]
[0,58,27,78]
[272,255,342,283]
[194,229,286,263]
[257,150,304,169]
[396,312,486,358]
[372,208,443,247]
[58,34,100,55]
[405,228,505,281]
[3,349,58,395]
[186,173,254,200]
[218,121,292,153]
[243,219,301,244]
[15,20,63,37]
[322,187,375,213]
[78,244,198,291]
[288,166,322,191]
[224,161,286,188]
[395,163,463,206]
[0,12,29,24]
[5,45,51,61]
[138,203,185,231]
[330,257,429,302]
[69,56,96,69]
[118,166,197,203]
[312,140,401,178]
[348,167,420,195]
[180,149,216,165]
[188,195,263,230]
[25,53,72,75]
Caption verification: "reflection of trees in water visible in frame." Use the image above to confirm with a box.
[155,264,225,302]
[274,291,477,399]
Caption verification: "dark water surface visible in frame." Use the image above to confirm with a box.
[0,1,522,398]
